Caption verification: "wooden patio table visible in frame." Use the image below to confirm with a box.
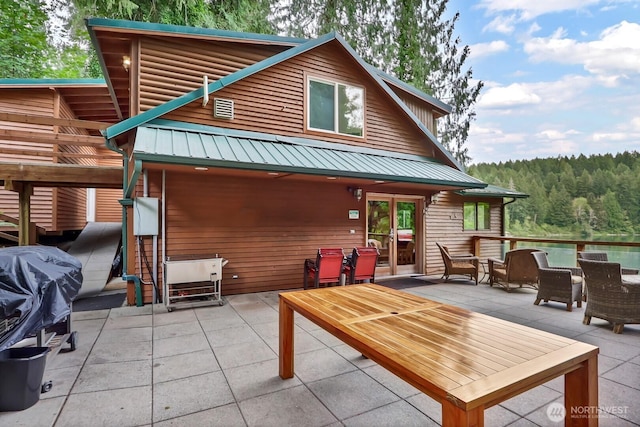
[279,283,599,427]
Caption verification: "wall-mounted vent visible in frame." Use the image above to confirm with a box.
[214,98,234,119]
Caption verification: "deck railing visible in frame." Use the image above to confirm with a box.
[472,235,640,267]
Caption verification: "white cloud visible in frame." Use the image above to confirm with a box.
[536,129,582,140]
[482,14,517,34]
[477,83,541,108]
[469,40,509,59]
[477,0,602,20]
[524,21,640,82]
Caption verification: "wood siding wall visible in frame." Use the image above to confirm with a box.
[95,154,123,222]
[154,171,367,295]
[139,37,286,112]
[148,40,444,161]
[425,191,503,275]
[393,91,437,136]
[53,96,89,230]
[0,89,55,230]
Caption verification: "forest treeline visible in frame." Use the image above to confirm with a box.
[467,151,640,236]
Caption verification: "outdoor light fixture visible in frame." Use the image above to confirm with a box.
[122,56,131,72]
[430,193,440,205]
[348,187,363,202]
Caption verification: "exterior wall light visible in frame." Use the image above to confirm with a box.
[430,193,440,205]
[348,187,363,202]
[122,56,131,72]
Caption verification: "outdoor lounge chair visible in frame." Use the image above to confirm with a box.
[531,251,583,311]
[303,248,345,289]
[488,248,543,292]
[578,251,639,275]
[436,242,479,285]
[577,259,640,333]
[343,246,379,285]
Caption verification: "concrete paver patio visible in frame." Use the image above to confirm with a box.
[1,277,639,426]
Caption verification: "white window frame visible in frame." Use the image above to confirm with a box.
[306,76,364,138]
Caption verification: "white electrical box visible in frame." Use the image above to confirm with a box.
[133,197,159,236]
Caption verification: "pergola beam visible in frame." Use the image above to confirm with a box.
[0,162,123,188]
[0,112,110,130]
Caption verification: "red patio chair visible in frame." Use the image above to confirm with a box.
[303,248,345,289]
[344,247,379,285]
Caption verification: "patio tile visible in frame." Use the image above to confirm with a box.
[308,370,399,420]
[40,365,82,399]
[0,395,65,427]
[579,334,640,361]
[152,371,235,423]
[153,308,197,326]
[102,313,152,329]
[95,326,152,344]
[57,386,152,427]
[153,320,202,339]
[231,301,279,325]
[204,323,262,348]
[153,349,220,384]
[72,359,151,393]
[86,339,152,364]
[238,385,337,427]
[109,304,153,317]
[224,358,302,401]
[484,404,523,427]
[213,339,276,369]
[405,392,443,423]
[332,343,377,368]
[343,400,438,427]
[292,347,357,383]
[153,332,211,358]
[153,403,246,427]
[602,358,640,390]
[197,311,248,331]
[362,364,421,398]
[499,385,561,417]
[71,309,109,321]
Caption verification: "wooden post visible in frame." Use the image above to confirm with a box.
[17,183,33,246]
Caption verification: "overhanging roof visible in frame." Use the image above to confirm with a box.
[133,122,486,189]
[455,184,528,198]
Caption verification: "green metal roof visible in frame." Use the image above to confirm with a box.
[104,31,463,171]
[455,184,528,198]
[133,122,486,189]
[86,18,307,45]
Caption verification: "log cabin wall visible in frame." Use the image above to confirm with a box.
[425,191,504,276]
[139,36,288,112]
[155,41,445,162]
[0,89,55,230]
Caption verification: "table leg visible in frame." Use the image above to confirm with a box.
[279,297,294,379]
[564,354,598,426]
[442,399,483,427]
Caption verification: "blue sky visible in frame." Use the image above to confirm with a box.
[446,0,640,165]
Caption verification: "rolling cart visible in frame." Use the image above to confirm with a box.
[163,257,228,311]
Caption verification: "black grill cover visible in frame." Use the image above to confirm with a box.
[0,246,82,351]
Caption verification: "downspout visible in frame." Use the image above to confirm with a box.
[105,137,144,307]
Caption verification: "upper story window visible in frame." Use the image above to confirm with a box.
[464,202,490,231]
[307,77,364,137]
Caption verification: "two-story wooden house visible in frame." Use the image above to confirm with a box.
[84,18,526,303]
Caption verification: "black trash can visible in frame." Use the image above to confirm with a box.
[0,347,50,411]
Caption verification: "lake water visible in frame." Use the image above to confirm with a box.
[506,235,640,270]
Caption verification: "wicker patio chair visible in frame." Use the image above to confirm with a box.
[578,251,639,275]
[488,248,543,292]
[531,251,583,311]
[577,259,640,334]
[436,242,479,285]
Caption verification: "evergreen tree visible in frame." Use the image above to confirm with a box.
[0,0,50,78]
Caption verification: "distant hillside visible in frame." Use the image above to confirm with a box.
[467,151,640,236]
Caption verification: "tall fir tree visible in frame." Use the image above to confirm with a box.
[0,0,50,78]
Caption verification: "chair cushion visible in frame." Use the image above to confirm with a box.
[571,275,583,285]
[492,267,507,280]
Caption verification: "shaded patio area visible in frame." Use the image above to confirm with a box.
[1,276,639,426]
